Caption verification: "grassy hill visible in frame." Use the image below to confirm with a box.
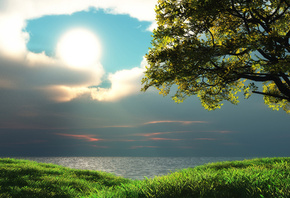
[0,157,289,197]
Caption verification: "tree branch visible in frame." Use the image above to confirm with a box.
[251,7,267,22]
[257,49,278,62]
[267,0,283,21]
[239,73,273,82]
[240,72,290,99]
[206,28,215,47]
[270,4,290,23]
[272,76,290,99]
[228,49,250,56]
[248,10,270,32]
[229,2,251,33]
[253,90,290,100]
[280,72,290,86]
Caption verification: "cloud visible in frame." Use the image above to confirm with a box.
[55,133,103,142]
[136,132,174,137]
[0,0,156,103]
[40,86,91,102]
[96,0,157,21]
[147,21,158,31]
[135,131,191,137]
[90,66,144,101]
[89,57,148,101]
[144,120,208,125]
[1,0,156,21]
[0,52,105,102]
[0,0,156,56]
[0,15,29,58]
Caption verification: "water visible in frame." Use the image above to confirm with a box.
[17,157,249,180]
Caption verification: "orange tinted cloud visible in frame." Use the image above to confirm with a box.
[95,138,147,142]
[144,120,207,125]
[135,131,191,137]
[55,133,103,142]
[136,132,173,137]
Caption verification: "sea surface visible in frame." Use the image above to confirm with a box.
[17,157,251,180]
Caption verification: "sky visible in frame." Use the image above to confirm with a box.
[0,0,289,157]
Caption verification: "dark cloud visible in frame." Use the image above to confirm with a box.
[0,55,99,89]
[0,91,288,157]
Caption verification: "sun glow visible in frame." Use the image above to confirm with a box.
[56,28,101,68]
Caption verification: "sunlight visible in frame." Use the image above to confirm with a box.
[56,28,101,69]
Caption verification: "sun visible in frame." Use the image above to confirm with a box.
[56,28,101,69]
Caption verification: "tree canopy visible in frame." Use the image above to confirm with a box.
[142,0,290,113]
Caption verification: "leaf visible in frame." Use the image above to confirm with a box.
[142,0,290,112]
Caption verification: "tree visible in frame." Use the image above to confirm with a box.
[142,0,290,113]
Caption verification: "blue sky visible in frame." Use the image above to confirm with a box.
[26,9,152,72]
[0,0,289,157]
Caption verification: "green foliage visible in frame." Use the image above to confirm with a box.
[142,0,290,112]
[0,157,289,197]
[119,157,290,198]
[0,158,130,198]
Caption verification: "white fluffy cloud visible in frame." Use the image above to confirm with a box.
[0,14,29,58]
[98,0,156,21]
[91,66,145,102]
[0,0,156,21]
[0,0,156,56]
[0,0,156,102]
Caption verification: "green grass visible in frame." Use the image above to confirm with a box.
[0,157,289,198]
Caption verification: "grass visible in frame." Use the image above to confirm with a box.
[0,157,289,197]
